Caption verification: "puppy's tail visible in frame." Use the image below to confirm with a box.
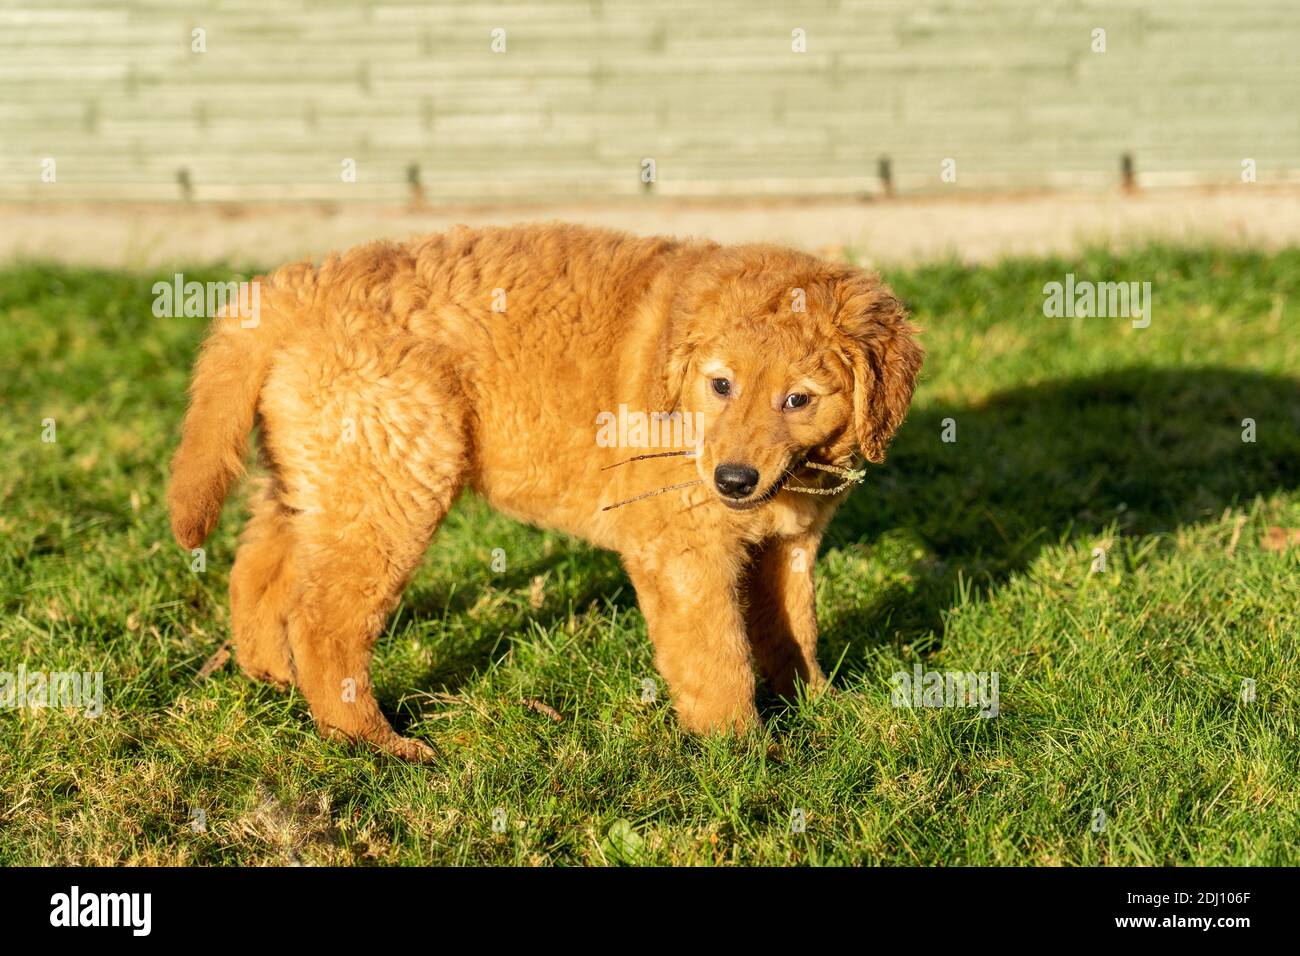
[167,264,309,550]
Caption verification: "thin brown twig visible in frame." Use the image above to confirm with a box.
[601,479,703,512]
[196,640,232,681]
[600,449,698,471]
[782,460,866,496]
[520,698,564,722]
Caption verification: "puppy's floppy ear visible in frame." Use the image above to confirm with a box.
[652,300,699,414]
[833,272,924,464]
[657,324,694,413]
[652,242,728,412]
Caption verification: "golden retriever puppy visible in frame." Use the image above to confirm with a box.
[169,223,922,761]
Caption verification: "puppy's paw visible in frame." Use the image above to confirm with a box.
[675,699,761,736]
[371,730,438,764]
[321,721,438,764]
[235,650,294,689]
[799,666,831,699]
[765,672,827,702]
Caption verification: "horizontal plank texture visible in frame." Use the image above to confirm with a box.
[1,0,1296,201]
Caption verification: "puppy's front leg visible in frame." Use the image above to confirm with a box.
[744,533,830,700]
[626,551,758,734]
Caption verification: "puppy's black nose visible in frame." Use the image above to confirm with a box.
[714,463,759,499]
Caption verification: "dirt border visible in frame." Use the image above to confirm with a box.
[3,185,1296,268]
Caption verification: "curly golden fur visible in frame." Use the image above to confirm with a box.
[168,223,923,761]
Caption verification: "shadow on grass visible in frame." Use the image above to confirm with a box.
[396,547,634,695]
[819,366,1300,672]
[388,366,1300,714]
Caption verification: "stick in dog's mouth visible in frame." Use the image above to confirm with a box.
[600,449,698,472]
[599,449,702,512]
[600,479,704,511]
[599,452,865,512]
[784,460,867,496]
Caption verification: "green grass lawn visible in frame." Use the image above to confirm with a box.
[1,244,1298,865]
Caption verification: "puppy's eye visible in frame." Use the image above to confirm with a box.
[783,393,810,410]
[711,378,731,397]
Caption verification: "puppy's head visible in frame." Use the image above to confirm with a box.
[658,247,922,509]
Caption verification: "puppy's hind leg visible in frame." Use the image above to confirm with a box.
[229,481,295,687]
[286,528,447,762]
[266,338,470,762]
